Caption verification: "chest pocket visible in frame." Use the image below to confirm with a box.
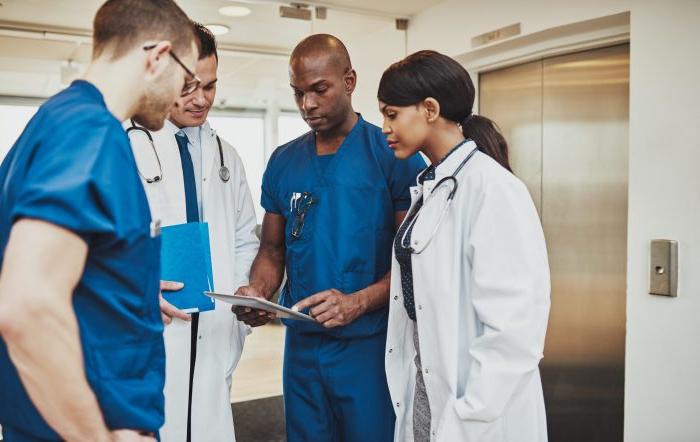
[282,190,317,243]
[318,183,393,291]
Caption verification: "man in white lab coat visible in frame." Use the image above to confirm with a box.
[127,23,259,441]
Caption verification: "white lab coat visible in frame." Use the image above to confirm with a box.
[385,142,551,442]
[128,121,259,441]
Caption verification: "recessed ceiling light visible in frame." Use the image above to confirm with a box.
[219,5,252,17]
[205,24,230,35]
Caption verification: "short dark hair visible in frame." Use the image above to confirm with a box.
[290,34,351,74]
[378,50,511,172]
[92,0,195,60]
[192,22,218,61]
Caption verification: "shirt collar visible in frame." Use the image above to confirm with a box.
[165,120,202,146]
[181,125,201,147]
[419,139,469,183]
[164,119,180,136]
[433,139,478,180]
[70,80,105,107]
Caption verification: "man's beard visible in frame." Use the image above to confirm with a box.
[132,83,173,131]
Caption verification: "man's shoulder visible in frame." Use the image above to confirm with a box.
[355,117,394,157]
[354,117,424,172]
[270,130,314,163]
[44,84,115,129]
[358,117,383,134]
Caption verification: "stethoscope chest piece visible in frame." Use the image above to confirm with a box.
[215,135,230,183]
[219,166,230,183]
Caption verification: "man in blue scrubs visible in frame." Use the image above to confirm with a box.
[234,34,425,441]
[0,1,197,440]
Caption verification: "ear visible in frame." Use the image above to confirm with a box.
[144,41,173,77]
[344,69,357,95]
[423,97,441,123]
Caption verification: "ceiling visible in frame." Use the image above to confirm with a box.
[0,0,443,107]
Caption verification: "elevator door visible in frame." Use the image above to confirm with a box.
[480,44,629,442]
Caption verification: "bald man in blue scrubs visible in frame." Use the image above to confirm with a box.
[234,34,425,441]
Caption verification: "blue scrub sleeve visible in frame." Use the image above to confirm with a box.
[11,121,130,243]
[260,155,283,215]
[390,153,426,211]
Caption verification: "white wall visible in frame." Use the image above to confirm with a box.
[310,10,406,127]
[625,3,700,441]
[408,1,700,441]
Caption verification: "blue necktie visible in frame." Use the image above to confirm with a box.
[175,131,199,223]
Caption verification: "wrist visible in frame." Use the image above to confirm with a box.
[249,282,272,299]
[96,428,112,442]
[353,290,370,316]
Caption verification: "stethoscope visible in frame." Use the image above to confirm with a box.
[126,120,230,184]
[400,142,479,254]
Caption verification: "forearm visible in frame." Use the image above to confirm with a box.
[0,219,110,441]
[353,271,391,315]
[0,289,110,441]
[248,245,285,299]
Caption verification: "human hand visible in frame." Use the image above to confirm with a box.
[293,289,365,328]
[110,429,156,441]
[159,280,190,325]
[232,285,276,327]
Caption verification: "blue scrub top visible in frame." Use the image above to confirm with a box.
[262,114,425,338]
[0,80,164,439]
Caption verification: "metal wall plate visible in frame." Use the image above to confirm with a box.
[650,239,678,297]
[471,23,521,48]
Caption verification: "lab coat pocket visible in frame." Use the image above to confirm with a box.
[435,397,505,441]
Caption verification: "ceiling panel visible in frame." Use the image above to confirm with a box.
[0,36,89,62]
[0,0,429,108]
[0,0,440,48]
[315,0,443,16]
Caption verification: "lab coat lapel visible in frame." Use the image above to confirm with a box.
[151,127,188,224]
[429,140,478,189]
[200,121,217,219]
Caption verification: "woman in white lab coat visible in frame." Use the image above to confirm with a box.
[377,50,551,442]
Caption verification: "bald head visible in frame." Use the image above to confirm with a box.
[290,34,352,75]
[288,34,357,134]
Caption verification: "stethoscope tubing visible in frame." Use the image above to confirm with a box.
[400,146,479,254]
[127,120,230,184]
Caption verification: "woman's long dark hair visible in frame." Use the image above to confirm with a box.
[378,50,511,172]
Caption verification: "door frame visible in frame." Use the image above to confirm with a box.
[453,11,630,112]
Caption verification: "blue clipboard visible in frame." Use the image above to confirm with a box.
[160,222,215,313]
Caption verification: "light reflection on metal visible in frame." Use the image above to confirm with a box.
[479,44,630,442]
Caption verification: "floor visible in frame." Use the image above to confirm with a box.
[230,322,288,441]
[232,396,286,442]
[231,322,286,403]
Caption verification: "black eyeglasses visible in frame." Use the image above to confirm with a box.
[143,44,201,96]
[291,192,316,240]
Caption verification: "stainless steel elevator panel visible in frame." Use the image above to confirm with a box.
[479,44,629,442]
[480,60,543,215]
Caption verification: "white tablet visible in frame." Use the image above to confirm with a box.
[204,291,315,322]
